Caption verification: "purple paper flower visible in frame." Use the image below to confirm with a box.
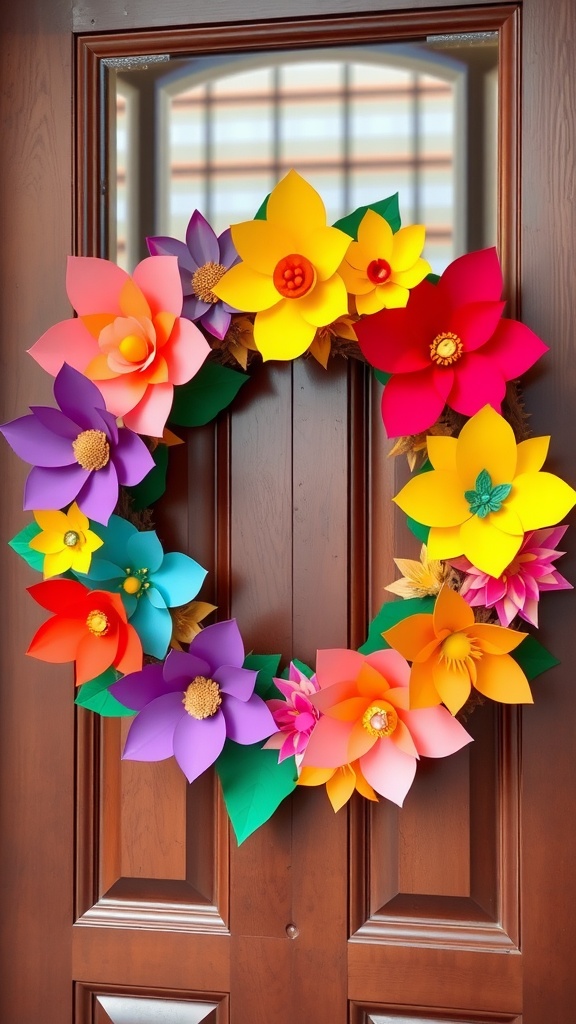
[110,619,278,783]
[263,662,320,763]
[0,364,154,525]
[451,526,572,627]
[147,210,240,340]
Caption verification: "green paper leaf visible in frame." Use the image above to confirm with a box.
[216,740,297,845]
[126,443,169,510]
[405,458,432,543]
[75,668,134,717]
[374,369,391,387]
[426,272,441,284]
[359,596,436,655]
[290,658,314,679]
[512,634,560,681]
[9,521,44,572]
[244,653,282,700]
[333,193,401,239]
[254,195,269,220]
[169,361,249,427]
[475,469,492,493]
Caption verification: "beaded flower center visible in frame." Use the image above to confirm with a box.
[122,567,149,597]
[72,429,110,471]
[361,701,398,738]
[430,331,463,366]
[366,257,392,285]
[63,530,81,548]
[86,609,110,636]
[183,675,222,719]
[273,254,316,299]
[192,262,227,304]
[441,632,481,668]
[118,333,149,363]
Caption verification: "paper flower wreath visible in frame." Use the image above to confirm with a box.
[2,170,573,844]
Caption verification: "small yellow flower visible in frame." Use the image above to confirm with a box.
[29,503,103,578]
[385,545,449,599]
[170,600,217,650]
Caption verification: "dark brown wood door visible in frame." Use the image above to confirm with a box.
[1,1,576,1022]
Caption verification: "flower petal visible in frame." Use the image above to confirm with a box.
[297,274,348,328]
[28,319,98,377]
[472,623,527,654]
[231,218,295,274]
[213,261,280,312]
[483,318,548,379]
[301,715,355,768]
[315,648,365,688]
[515,436,550,475]
[381,368,445,437]
[132,255,183,317]
[266,169,327,236]
[130,597,172,659]
[383,613,438,662]
[190,618,244,673]
[254,299,316,361]
[66,256,129,315]
[123,691,187,761]
[402,705,472,756]
[459,515,523,577]
[1,413,76,467]
[474,652,534,704]
[110,662,168,710]
[111,427,155,487]
[438,248,503,307]
[433,585,474,633]
[325,766,357,812]
[222,692,277,744]
[431,657,472,715]
[24,463,89,513]
[447,353,507,418]
[391,224,426,272]
[74,461,119,526]
[455,405,517,490]
[394,469,471,527]
[162,318,210,386]
[509,472,576,531]
[151,551,207,607]
[360,739,417,806]
[408,659,442,708]
[173,709,226,782]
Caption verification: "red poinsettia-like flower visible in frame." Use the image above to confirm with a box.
[355,248,548,438]
[26,579,143,685]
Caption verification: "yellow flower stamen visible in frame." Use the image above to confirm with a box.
[63,530,81,548]
[430,331,463,366]
[123,575,142,595]
[119,333,149,363]
[86,609,109,636]
[182,675,222,719]
[441,631,482,669]
[192,262,227,304]
[72,429,110,471]
[361,701,398,738]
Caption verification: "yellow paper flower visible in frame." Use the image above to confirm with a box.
[298,760,378,812]
[338,209,431,315]
[383,584,532,715]
[169,600,217,650]
[385,544,449,599]
[213,170,352,361]
[29,503,103,578]
[393,405,576,578]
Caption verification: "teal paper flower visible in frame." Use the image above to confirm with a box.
[74,514,207,658]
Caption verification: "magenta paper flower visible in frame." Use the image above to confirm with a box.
[301,647,472,807]
[355,248,548,437]
[451,525,572,627]
[147,211,240,340]
[0,364,154,525]
[28,255,210,437]
[263,662,320,763]
[110,619,278,784]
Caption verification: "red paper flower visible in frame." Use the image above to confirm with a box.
[355,248,548,437]
[26,579,143,685]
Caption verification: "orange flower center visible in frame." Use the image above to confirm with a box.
[72,429,110,471]
[192,262,227,304]
[86,609,110,636]
[441,631,481,667]
[118,333,149,363]
[273,254,316,299]
[182,675,222,719]
[366,258,392,285]
[361,701,398,738]
[430,331,463,366]
[63,530,81,548]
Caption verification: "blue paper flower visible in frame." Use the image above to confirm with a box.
[74,514,207,659]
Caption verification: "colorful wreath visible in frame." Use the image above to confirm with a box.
[3,170,574,844]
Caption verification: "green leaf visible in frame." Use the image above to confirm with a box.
[169,361,249,427]
[126,443,169,510]
[75,668,135,717]
[8,521,44,572]
[406,516,430,543]
[475,469,492,493]
[289,658,314,679]
[333,193,401,239]
[359,596,435,655]
[216,740,297,844]
[244,653,282,700]
[490,483,512,504]
[374,369,391,387]
[512,634,560,681]
[254,195,269,220]
[426,272,441,284]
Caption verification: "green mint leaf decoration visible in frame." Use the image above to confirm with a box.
[466,469,511,518]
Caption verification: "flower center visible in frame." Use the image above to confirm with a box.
[430,331,463,366]
[361,701,398,738]
[192,261,227,303]
[441,631,482,670]
[63,530,81,548]
[72,429,110,471]
[122,567,149,597]
[118,333,149,363]
[465,469,512,519]
[182,675,222,719]
[366,258,392,285]
[86,609,109,636]
[273,254,316,299]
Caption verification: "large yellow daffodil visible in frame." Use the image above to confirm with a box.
[29,502,103,578]
[393,405,576,578]
[338,209,430,314]
[213,171,352,361]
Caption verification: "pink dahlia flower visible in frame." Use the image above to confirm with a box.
[263,662,320,763]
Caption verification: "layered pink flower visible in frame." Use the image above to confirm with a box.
[28,256,211,437]
[451,525,572,627]
[354,248,548,437]
[263,662,320,762]
[301,647,472,807]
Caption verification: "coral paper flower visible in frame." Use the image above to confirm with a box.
[30,503,103,578]
[0,364,154,525]
[298,760,378,812]
[338,209,430,314]
[393,404,576,578]
[26,579,143,686]
[354,248,548,437]
[75,514,207,660]
[383,584,532,715]
[451,525,572,627]
[263,662,320,762]
[28,254,211,436]
[147,210,240,341]
[110,619,277,784]
[213,170,352,361]
[300,646,472,807]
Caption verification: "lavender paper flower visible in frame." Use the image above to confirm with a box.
[0,364,154,525]
[147,210,240,340]
[110,619,278,783]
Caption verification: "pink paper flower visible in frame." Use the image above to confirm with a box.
[300,647,472,807]
[263,662,320,762]
[28,255,211,437]
[451,525,572,627]
[354,248,548,437]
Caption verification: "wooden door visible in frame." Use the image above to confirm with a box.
[1,1,575,1021]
